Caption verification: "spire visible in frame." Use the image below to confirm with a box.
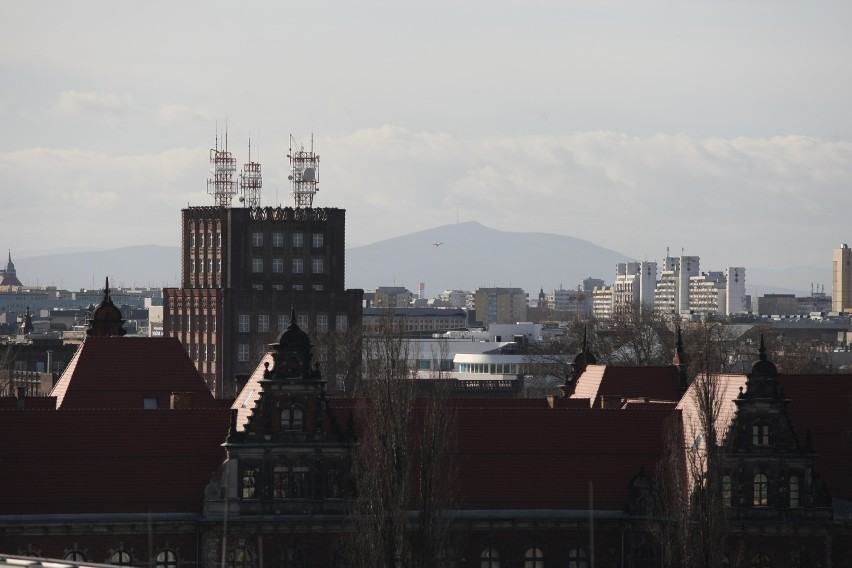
[86,276,126,337]
[672,324,688,391]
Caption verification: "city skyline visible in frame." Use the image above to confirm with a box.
[2,1,851,274]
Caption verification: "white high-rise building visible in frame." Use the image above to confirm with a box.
[726,267,747,314]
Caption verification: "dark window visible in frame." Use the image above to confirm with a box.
[480,548,499,568]
[156,549,178,568]
[568,547,589,568]
[789,475,800,507]
[752,424,770,446]
[753,473,768,506]
[524,548,544,568]
[722,475,732,507]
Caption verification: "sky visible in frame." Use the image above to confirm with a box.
[1,0,851,283]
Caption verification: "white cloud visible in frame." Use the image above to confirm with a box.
[54,90,140,117]
[156,105,218,128]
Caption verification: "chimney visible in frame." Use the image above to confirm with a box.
[600,395,623,409]
[170,392,193,409]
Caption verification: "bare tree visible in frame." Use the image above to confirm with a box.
[584,303,675,366]
[348,314,455,568]
[652,321,730,568]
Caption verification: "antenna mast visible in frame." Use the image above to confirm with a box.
[238,138,262,208]
[207,127,238,207]
[288,134,319,208]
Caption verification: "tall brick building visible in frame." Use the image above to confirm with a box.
[164,206,362,396]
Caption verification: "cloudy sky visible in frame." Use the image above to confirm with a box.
[1,1,850,282]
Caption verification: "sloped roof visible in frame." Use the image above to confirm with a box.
[571,364,682,408]
[0,408,229,515]
[232,352,274,432]
[453,405,676,510]
[779,374,852,500]
[51,337,219,410]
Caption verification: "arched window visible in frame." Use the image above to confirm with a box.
[753,473,768,506]
[722,475,732,507]
[281,547,305,567]
[282,405,305,431]
[156,549,179,568]
[751,552,771,568]
[752,424,770,446]
[568,547,589,568]
[228,543,256,568]
[64,551,86,562]
[480,548,500,568]
[108,550,133,566]
[789,475,800,508]
[273,464,289,499]
[524,548,544,568]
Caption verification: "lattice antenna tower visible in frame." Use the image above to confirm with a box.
[238,138,262,208]
[207,126,237,207]
[288,134,319,208]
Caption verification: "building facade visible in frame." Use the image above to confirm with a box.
[473,287,528,325]
[833,243,852,312]
[164,206,362,396]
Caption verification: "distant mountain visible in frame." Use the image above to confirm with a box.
[345,221,630,296]
[14,245,181,290]
[10,224,831,299]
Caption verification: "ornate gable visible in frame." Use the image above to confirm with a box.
[720,336,831,520]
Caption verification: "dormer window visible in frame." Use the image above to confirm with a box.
[752,424,770,446]
[722,475,732,507]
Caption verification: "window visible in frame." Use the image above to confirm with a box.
[336,314,348,331]
[65,551,86,561]
[241,465,259,499]
[191,233,196,247]
[312,258,324,274]
[156,550,178,568]
[326,465,343,498]
[524,548,544,568]
[753,473,768,506]
[227,542,256,568]
[568,547,589,568]
[252,284,264,291]
[751,552,771,568]
[217,232,222,247]
[217,258,222,273]
[272,232,284,247]
[292,465,310,498]
[143,397,158,410]
[317,314,328,331]
[297,314,309,327]
[258,314,269,333]
[278,314,290,332]
[200,233,205,248]
[312,232,324,248]
[790,475,800,507]
[211,345,216,361]
[109,550,133,566]
[292,284,303,291]
[292,232,304,247]
[251,232,263,247]
[238,314,250,333]
[238,344,250,362]
[752,424,770,446]
[272,258,284,273]
[282,406,305,431]
[273,464,289,499]
[251,258,263,273]
[208,258,213,274]
[292,258,304,274]
[273,284,284,290]
[480,548,500,568]
[313,284,324,291]
[722,475,732,507]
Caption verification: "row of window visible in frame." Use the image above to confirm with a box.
[721,473,801,507]
[44,547,178,567]
[237,314,348,334]
[457,362,528,375]
[251,232,324,249]
[240,462,344,500]
[481,546,589,568]
[188,231,325,250]
[250,257,324,274]
[253,283,324,291]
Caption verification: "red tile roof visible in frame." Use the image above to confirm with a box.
[0,408,229,515]
[51,337,220,410]
[571,364,682,408]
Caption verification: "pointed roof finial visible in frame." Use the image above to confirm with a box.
[758,333,767,361]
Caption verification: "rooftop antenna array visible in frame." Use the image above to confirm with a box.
[238,138,262,207]
[287,134,319,208]
[208,126,238,207]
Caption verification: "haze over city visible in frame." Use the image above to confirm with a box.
[1,1,850,281]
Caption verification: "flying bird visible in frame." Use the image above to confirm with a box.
[433,242,444,247]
